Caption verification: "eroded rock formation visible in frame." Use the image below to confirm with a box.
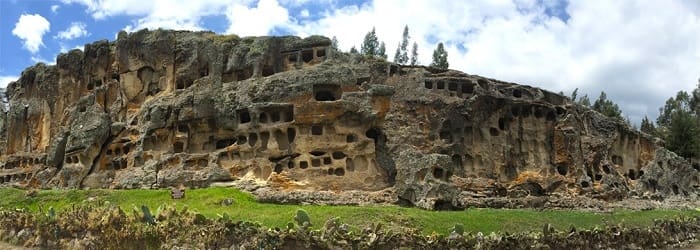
[1,29,698,209]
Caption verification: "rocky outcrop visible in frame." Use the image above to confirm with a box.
[0,29,697,209]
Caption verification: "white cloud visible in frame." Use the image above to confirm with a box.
[51,5,60,13]
[0,76,18,89]
[56,22,89,40]
[12,14,51,54]
[225,0,290,36]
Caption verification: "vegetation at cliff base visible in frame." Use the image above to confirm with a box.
[0,187,698,235]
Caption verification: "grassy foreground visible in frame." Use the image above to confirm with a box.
[1,187,698,235]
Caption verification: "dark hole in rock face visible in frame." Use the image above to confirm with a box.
[498,118,507,130]
[546,111,556,121]
[672,184,680,195]
[424,80,433,89]
[288,161,295,169]
[433,167,444,179]
[477,79,489,89]
[436,81,445,89]
[638,170,644,177]
[489,127,499,136]
[259,113,269,123]
[439,131,453,143]
[288,54,298,63]
[581,181,590,188]
[556,164,568,176]
[602,165,611,174]
[556,106,566,115]
[366,128,381,141]
[238,110,251,124]
[274,164,283,174]
[237,135,247,145]
[628,169,637,180]
[448,82,458,91]
[433,200,460,211]
[534,107,544,118]
[595,174,603,181]
[313,84,341,101]
[262,66,275,77]
[316,48,326,58]
[346,134,357,143]
[123,145,130,154]
[311,125,323,135]
[693,163,699,171]
[461,83,474,94]
[311,159,321,167]
[323,157,332,165]
[87,82,94,91]
[334,168,345,176]
[173,142,184,153]
[327,169,334,175]
[178,125,189,133]
[521,106,532,117]
[302,50,314,63]
[287,128,296,143]
[512,89,522,98]
[79,106,87,112]
[216,139,236,149]
[332,152,346,159]
[248,133,258,147]
[310,151,326,156]
[648,179,658,191]
[452,155,462,168]
[300,161,308,169]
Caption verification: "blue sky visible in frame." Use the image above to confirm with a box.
[1,0,700,125]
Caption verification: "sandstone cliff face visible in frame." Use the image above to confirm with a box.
[0,30,697,209]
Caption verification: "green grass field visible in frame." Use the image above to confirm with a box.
[1,187,698,235]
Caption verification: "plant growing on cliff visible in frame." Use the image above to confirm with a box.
[430,42,449,69]
[592,91,623,122]
[410,42,419,66]
[361,27,386,59]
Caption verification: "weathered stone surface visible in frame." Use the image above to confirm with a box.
[0,29,698,209]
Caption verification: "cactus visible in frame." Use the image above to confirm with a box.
[141,205,155,225]
[294,209,311,228]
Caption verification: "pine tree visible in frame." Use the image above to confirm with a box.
[592,91,623,121]
[331,36,339,51]
[640,115,657,136]
[410,42,418,66]
[570,88,579,102]
[666,109,700,158]
[430,42,449,69]
[393,25,409,64]
[360,27,380,56]
[378,42,387,59]
[349,46,358,54]
[578,95,591,107]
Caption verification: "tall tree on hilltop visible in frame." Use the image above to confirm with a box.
[349,46,358,54]
[378,42,387,59]
[410,42,419,65]
[592,91,623,121]
[331,36,339,51]
[657,90,700,158]
[361,27,380,56]
[640,115,657,136]
[430,42,449,69]
[393,25,410,64]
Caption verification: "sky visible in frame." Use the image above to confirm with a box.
[1,0,699,125]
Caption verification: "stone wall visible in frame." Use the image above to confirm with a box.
[0,29,697,209]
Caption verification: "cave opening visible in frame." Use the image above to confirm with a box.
[313,84,341,101]
[302,50,314,63]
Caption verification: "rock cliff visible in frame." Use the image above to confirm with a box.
[1,29,697,209]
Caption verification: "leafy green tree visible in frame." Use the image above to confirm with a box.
[656,89,700,158]
[430,42,449,69]
[410,42,418,66]
[393,25,410,64]
[361,27,380,56]
[592,91,623,121]
[665,109,700,158]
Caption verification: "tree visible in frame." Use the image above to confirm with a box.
[378,42,387,59]
[570,88,579,102]
[592,91,623,121]
[410,42,418,66]
[360,27,380,56]
[349,46,358,54]
[578,94,591,107]
[430,42,449,69]
[331,36,339,51]
[393,25,410,64]
[656,89,700,159]
[640,115,657,136]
